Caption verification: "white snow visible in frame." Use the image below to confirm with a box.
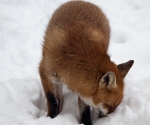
[0,0,150,125]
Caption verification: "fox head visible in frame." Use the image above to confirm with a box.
[78,60,134,118]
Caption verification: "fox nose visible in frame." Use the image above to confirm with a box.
[98,111,106,118]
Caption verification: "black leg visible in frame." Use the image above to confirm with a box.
[78,98,92,125]
[47,92,60,118]
[81,106,92,125]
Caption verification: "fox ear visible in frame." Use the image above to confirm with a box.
[117,60,134,78]
[100,72,117,90]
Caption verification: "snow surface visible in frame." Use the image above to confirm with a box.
[0,0,150,125]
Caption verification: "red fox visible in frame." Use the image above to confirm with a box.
[39,1,134,125]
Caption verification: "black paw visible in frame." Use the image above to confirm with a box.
[47,92,60,118]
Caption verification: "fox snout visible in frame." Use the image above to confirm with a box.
[94,108,107,118]
[98,111,106,118]
[92,103,116,118]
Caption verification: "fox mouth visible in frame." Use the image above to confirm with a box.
[98,111,106,118]
[93,108,107,118]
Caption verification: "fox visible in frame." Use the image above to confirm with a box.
[39,1,134,125]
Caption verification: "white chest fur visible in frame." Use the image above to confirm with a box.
[78,94,108,115]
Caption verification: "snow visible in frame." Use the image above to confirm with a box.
[0,0,150,125]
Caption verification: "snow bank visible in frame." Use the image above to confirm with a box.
[0,0,150,125]
[0,78,79,125]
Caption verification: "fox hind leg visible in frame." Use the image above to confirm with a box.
[39,63,63,118]
[46,84,63,118]
[40,74,63,118]
[46,85,62,118]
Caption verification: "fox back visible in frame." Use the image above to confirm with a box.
[39,1,134,124]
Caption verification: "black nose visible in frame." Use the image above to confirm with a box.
[98,111,106,118]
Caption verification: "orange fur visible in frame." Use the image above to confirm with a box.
[39,0,134,122]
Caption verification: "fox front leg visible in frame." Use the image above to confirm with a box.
[78,97,92,125]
